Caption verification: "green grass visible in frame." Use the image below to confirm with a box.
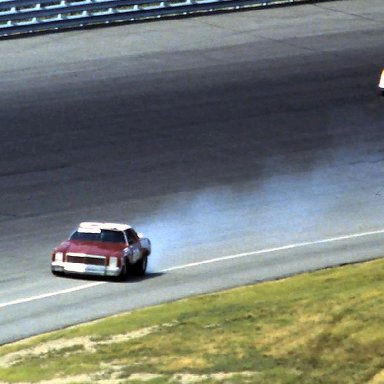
[0,259,383,384]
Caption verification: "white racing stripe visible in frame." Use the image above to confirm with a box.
[1,228,384,309]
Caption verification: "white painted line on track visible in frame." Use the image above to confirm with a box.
[0,282,105,309]
[161,228,384,272]
[1,228,384,309]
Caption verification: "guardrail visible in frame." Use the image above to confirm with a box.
[0,0,320,37]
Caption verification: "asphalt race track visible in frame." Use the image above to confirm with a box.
[0,0,384,344]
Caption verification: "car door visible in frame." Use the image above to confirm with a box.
[126,229,141,263]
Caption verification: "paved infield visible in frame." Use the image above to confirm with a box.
[0,0,383,344]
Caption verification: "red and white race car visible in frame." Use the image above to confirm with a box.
[379,69,384,96]
[51,222,151,279]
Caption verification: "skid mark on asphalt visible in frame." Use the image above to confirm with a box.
[1,228,384,309]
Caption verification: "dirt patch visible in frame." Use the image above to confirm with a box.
[368,369,384,384]
[172,372,257,384]
[0,371,259,384]
[0,326,160,368]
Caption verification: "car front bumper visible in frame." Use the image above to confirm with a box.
[51,261,122,277]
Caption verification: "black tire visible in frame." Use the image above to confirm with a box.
[51,269,63,277]
[132,254,148,276]
[117,263,127,282]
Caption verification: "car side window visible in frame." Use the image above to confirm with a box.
[126,229,139,244]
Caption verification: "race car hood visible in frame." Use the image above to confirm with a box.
[57,240,126,257]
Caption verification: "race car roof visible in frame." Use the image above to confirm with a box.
[78,222,131,232]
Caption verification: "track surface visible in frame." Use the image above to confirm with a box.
[0,0,383,344]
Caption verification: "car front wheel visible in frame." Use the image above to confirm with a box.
[132,255,148,276]
[117,263,127,282]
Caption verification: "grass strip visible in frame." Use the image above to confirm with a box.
[0,258,383,384]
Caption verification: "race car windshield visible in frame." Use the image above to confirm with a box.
[70,230,125,243]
